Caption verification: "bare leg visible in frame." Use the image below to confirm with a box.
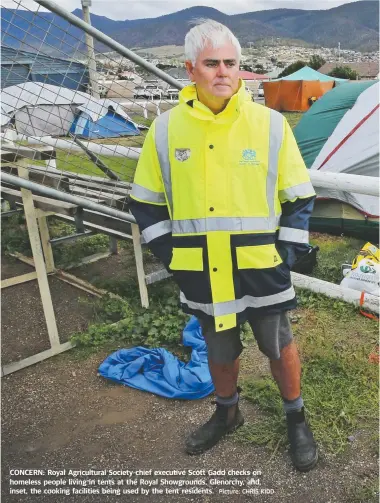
[269,341,301,400]
[208,358,240,423]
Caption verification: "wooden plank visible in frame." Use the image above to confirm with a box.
[69,185,128,210]
[2,342,74,376]
[1,271,38,288]
[28,164,131,189]
[18,160,61,350]
[109,236,118,255]
[53,213,133,240]
[28,168,130,195]
[10,251,35,267]
[1,186,78,216]
[132,223,149,308]
[2,145,56,161]
[2,165,71,192]
[62,251,112,270]
[55,270,123,300]
[37,215,55,273]
[0,150,22,163]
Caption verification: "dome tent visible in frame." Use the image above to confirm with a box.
[1,82,140,138]
[263,66,347,112]
[294,80,379,240]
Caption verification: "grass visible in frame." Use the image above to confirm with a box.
[236,287,379,455]
[309,232,366,284]
[54,150,138,182]
[282,111,303,128]
[344,478,379,503]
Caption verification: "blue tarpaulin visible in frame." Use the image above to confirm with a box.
[98,317,215,399]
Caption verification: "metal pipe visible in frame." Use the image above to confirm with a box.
[81,0,100,99]
[0,171,137,224]
[19,135,141,159]
[310,171,380,197]
[35,0,185,91]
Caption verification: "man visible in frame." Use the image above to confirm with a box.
[129,20,318,472]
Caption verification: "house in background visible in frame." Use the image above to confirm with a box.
[1,46,89,91]
[318,62,379,80]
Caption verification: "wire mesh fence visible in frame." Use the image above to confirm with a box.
[1,0,183,213]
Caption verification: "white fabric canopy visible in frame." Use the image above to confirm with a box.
[2,81,137,122]
[311,82,379,217]
[1,82,139,135]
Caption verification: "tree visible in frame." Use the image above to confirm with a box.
[328,66,359,80]
[240,64,253,72]
[277,60,306,78]
[309,55,326,70]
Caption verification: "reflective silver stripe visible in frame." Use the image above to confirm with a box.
[154,111,173,215]
[180,291,214,315]
[278,227,309,244]
[172,216,280,234]
[279,182,315,203]
[180,286,295,316]
[268,110,284,218]
[131,183,166,204]
[142,220,172,243]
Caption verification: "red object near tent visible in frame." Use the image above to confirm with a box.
[238,71,269,80]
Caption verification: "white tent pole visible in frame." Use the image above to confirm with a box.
[292,272,379,314]
[309,171,380,197]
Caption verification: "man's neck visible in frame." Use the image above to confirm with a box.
[196,87,230,115]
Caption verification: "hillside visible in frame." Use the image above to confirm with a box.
[1,1,378,54]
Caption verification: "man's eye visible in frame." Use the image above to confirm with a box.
[226,62,236,67]
[206,63,217,67]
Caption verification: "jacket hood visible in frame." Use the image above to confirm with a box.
[178,79,251,123]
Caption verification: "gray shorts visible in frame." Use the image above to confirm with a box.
[199,312,293,363]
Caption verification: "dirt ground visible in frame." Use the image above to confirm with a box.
[1,255,378,503]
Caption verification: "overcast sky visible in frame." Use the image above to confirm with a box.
[2,0,366,20]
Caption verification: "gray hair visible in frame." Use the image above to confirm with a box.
[184,19,241,65]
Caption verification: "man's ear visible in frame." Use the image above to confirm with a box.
[185,60,195,81]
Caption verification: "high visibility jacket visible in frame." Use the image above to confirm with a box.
[130,81,316,332]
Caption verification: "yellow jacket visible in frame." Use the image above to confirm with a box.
[130,81,315,331]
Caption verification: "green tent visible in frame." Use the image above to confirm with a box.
[294,80,376,169]
[294,80,379,241]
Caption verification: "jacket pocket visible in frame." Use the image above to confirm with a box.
[236,244,283,269]
[169,247,204,271]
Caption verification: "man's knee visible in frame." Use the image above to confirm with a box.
[199,318,243,364]
[250,312,293,361]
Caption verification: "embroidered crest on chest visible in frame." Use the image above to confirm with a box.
[175,148,191,162]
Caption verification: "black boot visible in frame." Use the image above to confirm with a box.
[287,407,318,472]
[185,399,244,455]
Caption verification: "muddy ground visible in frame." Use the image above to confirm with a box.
[1,254,378,503]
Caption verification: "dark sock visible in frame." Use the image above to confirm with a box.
[216,392,238,407]
[283,395,304,414]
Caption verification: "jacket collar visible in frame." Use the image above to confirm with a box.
[178,79,249,124]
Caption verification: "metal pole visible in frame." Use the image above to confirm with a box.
[81,0,100,99]
[1,171,137,224]
[309,171,380,197]
[35,0,184,90]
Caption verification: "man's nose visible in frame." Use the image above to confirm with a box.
[216,62,228,76]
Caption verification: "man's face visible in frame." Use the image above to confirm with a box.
[185,42,240,101]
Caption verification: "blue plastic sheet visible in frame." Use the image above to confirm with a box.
[98,316,214,399]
